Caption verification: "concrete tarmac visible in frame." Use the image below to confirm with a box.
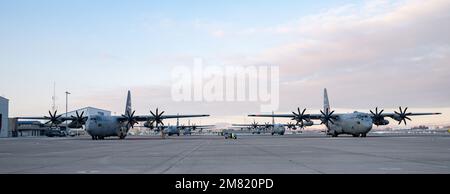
[0,133,449,174]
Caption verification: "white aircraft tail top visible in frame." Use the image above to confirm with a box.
[324,88,330,111]
[272,111,275,125]
[125,90,132,114]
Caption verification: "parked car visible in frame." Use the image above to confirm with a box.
[223,132,237,139]
[45,130,67,137]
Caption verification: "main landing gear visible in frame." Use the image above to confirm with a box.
[331,131,339,137]
[352,133,367,138]
[91,136,105,140]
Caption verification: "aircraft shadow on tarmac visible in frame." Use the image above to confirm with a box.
[65,133,449,141]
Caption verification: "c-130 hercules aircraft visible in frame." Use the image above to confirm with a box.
[18,91,209,140]
[249,88,441,137]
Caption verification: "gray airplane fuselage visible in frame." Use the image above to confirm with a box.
[326,112,375,136]
[163,126,181,136]
[85,115,128,138]
[271,124,286,135]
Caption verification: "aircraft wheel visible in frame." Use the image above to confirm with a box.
[361,133,367,138]
[271,133,274,136]
[332,132,339,137]
[177,133,180,136]
[91,136,95,140]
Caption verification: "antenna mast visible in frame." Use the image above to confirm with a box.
[52,82,56,112]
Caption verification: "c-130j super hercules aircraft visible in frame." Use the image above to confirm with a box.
[18,91,209,140]
[249,88,441,137]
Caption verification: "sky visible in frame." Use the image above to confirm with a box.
[0,0,449,127]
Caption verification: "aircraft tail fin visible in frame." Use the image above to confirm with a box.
[324,88,330,111]
[125,90,132,114]
[272,111,275,126]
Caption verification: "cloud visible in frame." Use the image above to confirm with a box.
[211,30,225,38]
[243,0,450,109]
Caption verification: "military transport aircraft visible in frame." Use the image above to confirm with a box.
[232,120,267,134]
[18,91,209,140]
[249,88,441,137]
[232,116,286,135]
[155,117,215,136]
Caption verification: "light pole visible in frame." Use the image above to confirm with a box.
[65,91,71,132]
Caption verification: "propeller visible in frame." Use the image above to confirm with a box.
[292,108,310,127]
[251,120,259,129]
[320,108,336,126]
[121,110,138,129]
[370,107,385,126]
[394,106,412,125]
[70,111,87,127]
[44,110,63,128]
[150,108,165,129]
[264,122,271,129]
[286,122,297,130]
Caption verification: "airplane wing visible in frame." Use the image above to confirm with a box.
[161,114,210,119]
[182,125,215,129]
[17,116,56,120]
[121,114,210,122]
[17,111,86,122]
[233,124,260,127]
[16,110,88,128]
[248,114,323,120]
[380,113,441,117]
[368,107,441,125]
[232,124,274,127]
[17,116,76,121]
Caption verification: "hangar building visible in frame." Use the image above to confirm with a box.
[0,96,9,137]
